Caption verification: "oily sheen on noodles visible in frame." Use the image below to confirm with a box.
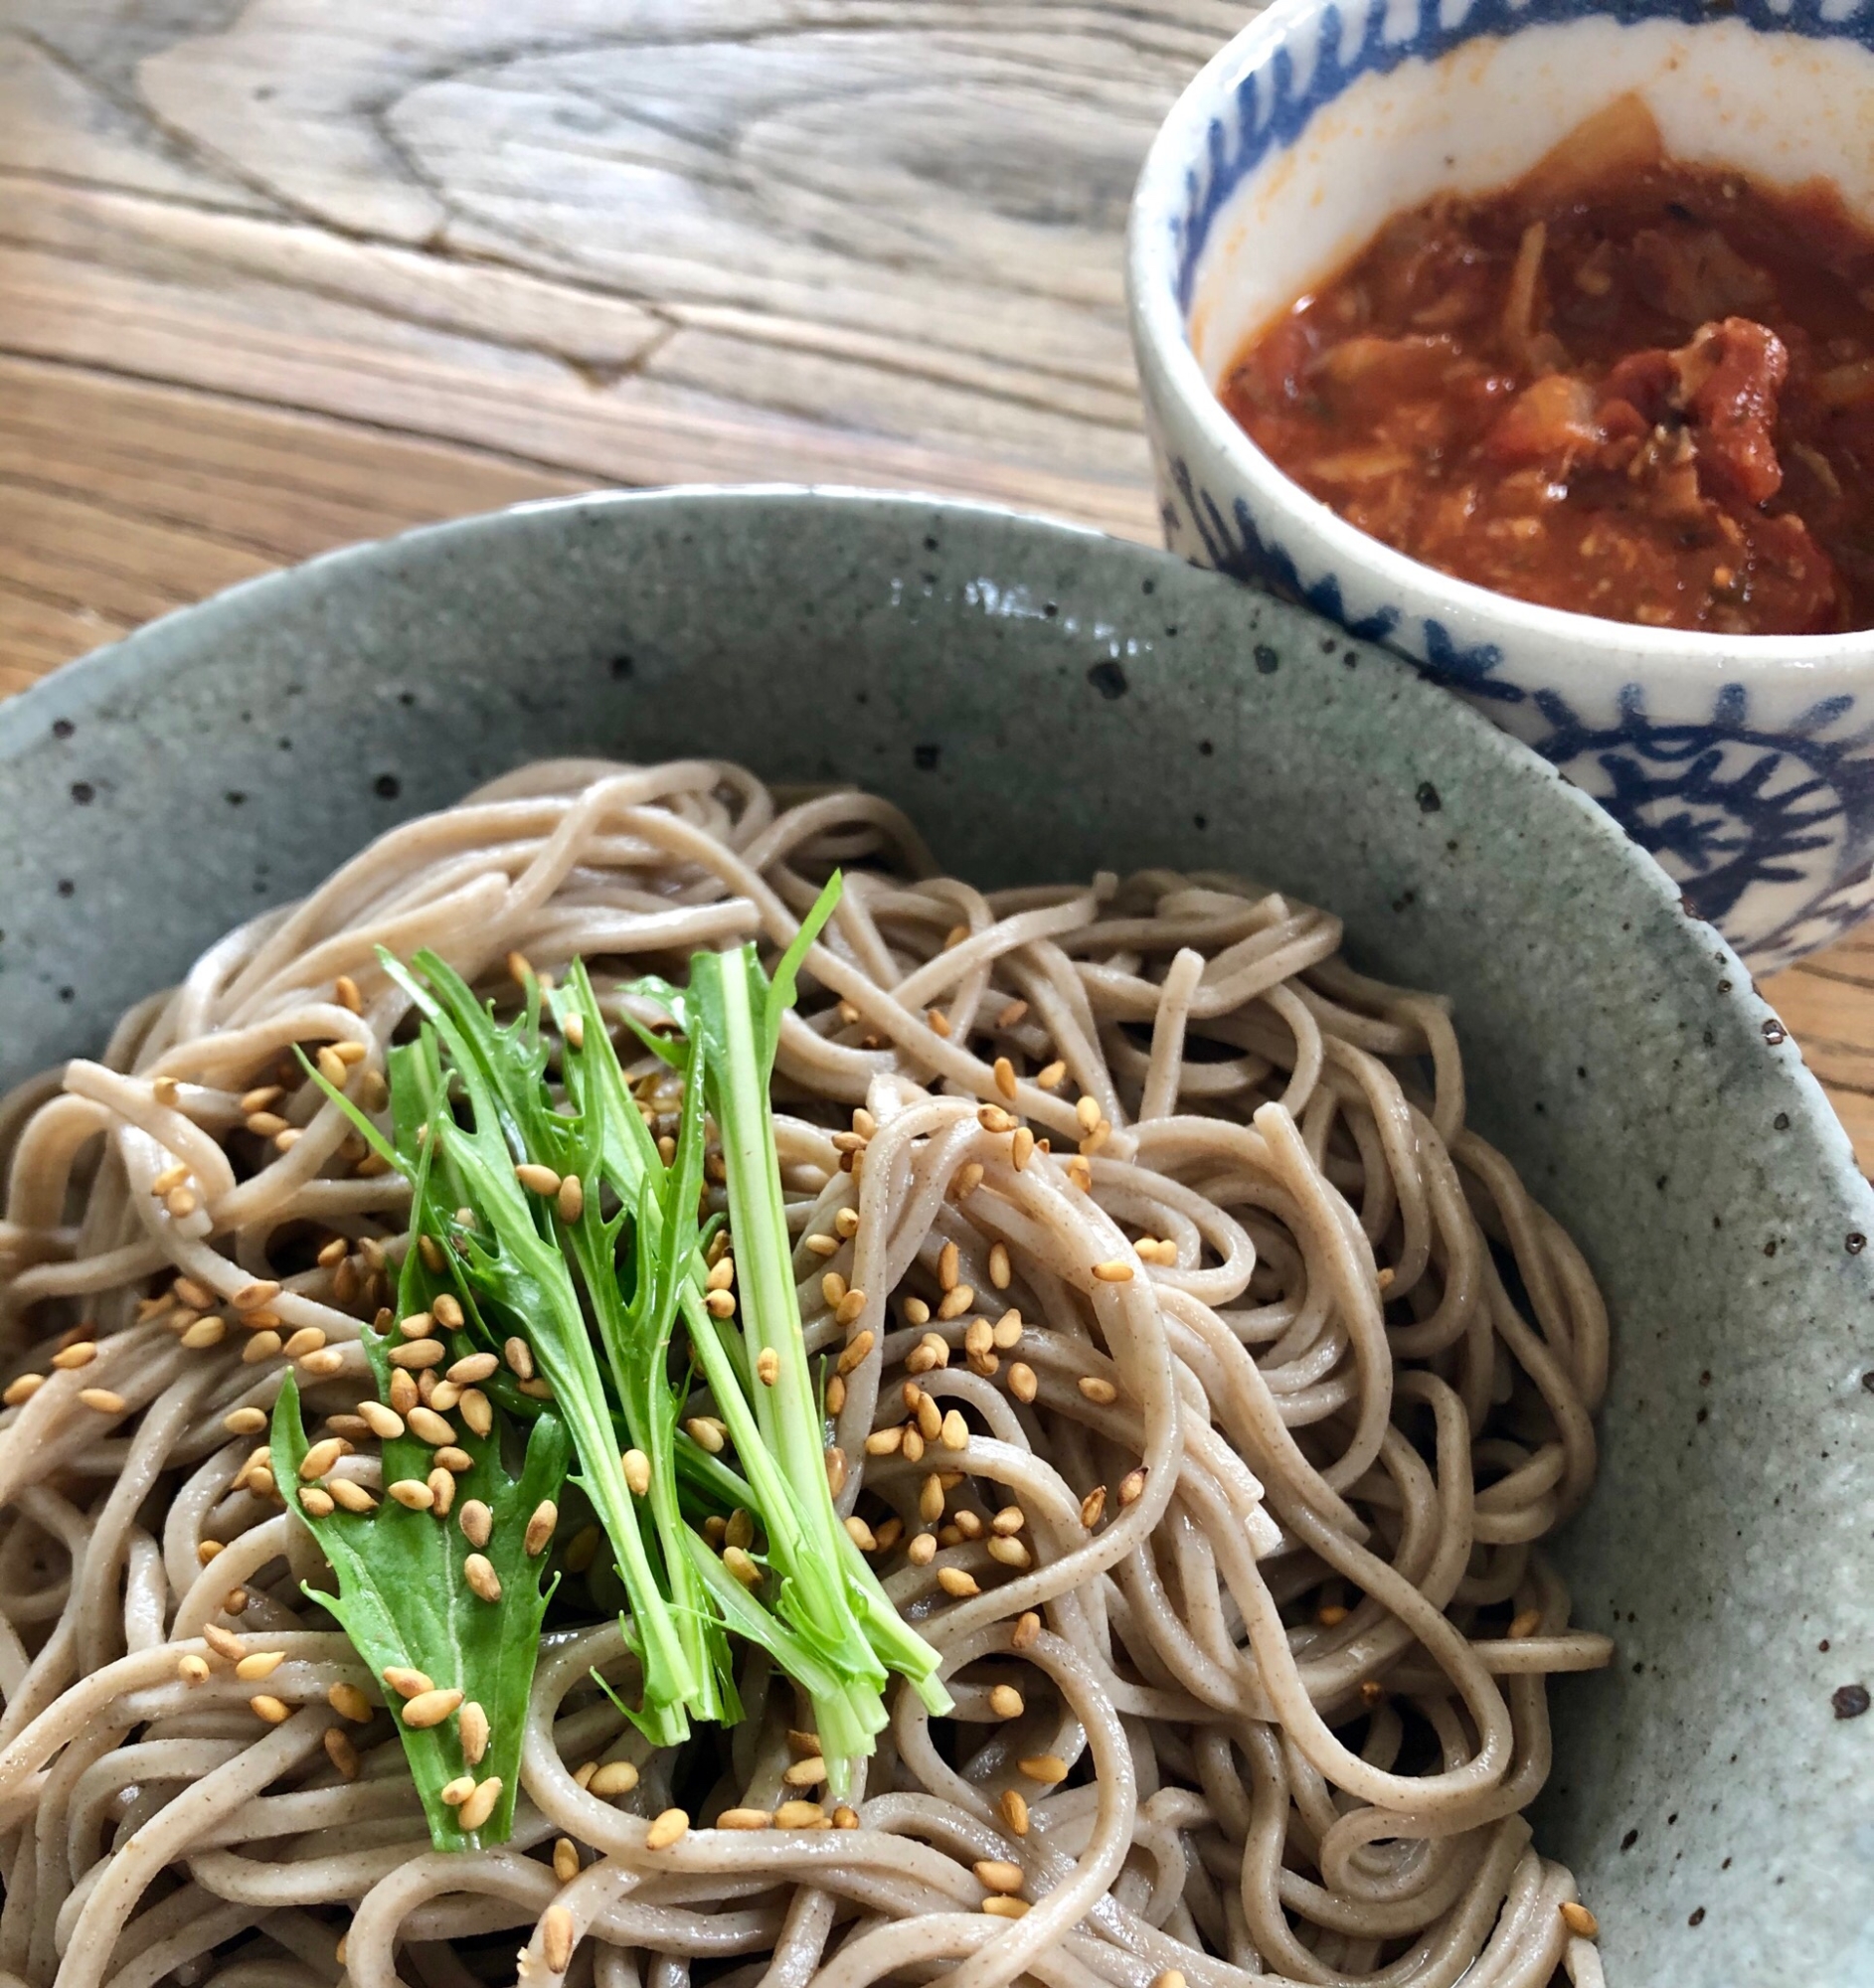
[0,760,1614,1988]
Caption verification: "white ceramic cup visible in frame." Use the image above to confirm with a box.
[1128,0,1874,970]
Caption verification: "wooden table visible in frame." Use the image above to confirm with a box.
[7,0,1873,1166]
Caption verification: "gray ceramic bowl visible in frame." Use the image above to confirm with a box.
[2,490,1870,1983]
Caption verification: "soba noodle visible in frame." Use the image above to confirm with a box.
[0,759,1615,1988]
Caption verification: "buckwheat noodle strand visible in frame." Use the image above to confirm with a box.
[0,761,1613,1988]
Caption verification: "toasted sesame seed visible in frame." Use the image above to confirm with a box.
[723,1546,763,1589]
[440,1774,475,1807]
[244,1693,288,1725]
[717,1807,772,1830]
[299,1486,336,1517]
[1078,1376,1118,1407]
[937,1285,974,1321]
[402,1687,464,1730]
[589,1757,644,1805]
[322,1683,370,1725]
[328,1479,377,1514]
[541,1904,576,1974]
[974,1857,1024,1894]
[355,1401,402,1441]
[389,1338,445,1370]
[999,1787,1029,1835]
[1017,1753,1068,1784]
[774,1799,826,1829]
[937,1567,979,1598]
[1118,1466,1147,1506]
[428,1467,456,1514]
[1080,1486,1107,1530]
[515,1162,562,1198]
[197,1541,224,1567]
[573,1761,598,1790]
[457,1777,502,1832]
[1508,1607,1543,1640]
[299,1347,347,1378]
[824,1447,848,1497]
[645,1808,689,1851]
[428,1292,463,1330]
[825,1373,847,1414]
[908,1532,937,1565]
[843,1515,877,1552]
[300,1435,349,1480]
[752,1345,780,1388]
[271,1130,300,1154]
[1151,1971,1187,1988]
[461,1553,500,1603]
[406,1405,454,1446]
[685,1415,727,1454]
[864,1425,905,1458]
[1011,1610,1041,1650]
[987,1682,1026,1718]
[954,1162,984,1197]
[556,1174,585,1223]
[804,1233,838,1258]
[836,1330,875,1376]
[387,1478,434,1512]
[51,1341,97,1371]
[80,1387,125,1414]
[177,1653,211,1685]
[939,1409,969,1451]
[563,1010,587,1051]
[231,1648,284,1683]
[503,1337,535,1382]
[987,1535,1032,1570]
[782,1755,828,1789]
[1007,1362,1038,1404]
[241,1084,284,1115]
[620,1447,652,1497]
[443,1699,484,1767]
[458,1387,493,1436]
[203,1624,247,1662]
[382,1666,432,1700]
[834,1289,867,1326]
[443,1353,498,1387]
[1092,1260,1133,1284]
[925,1006,950,1038]
[334,975,363,1014]
[982,1897,1029,1918]
[524,1499,558,1557]
[553,1837,581,1885]
[239,1331,282,1366]
[282,1327,326,1359]
[225,1586,251,1614]
[1560,1903,1599,1938]
[3,1373,44,1407]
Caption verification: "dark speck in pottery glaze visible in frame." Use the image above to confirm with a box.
[0,490,1869,1981]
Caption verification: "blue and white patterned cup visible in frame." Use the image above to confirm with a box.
[1127,0,1874,971]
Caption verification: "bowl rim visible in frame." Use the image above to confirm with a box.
[1125,0,1874,679]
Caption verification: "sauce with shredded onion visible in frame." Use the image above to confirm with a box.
[1221,96,1874,634]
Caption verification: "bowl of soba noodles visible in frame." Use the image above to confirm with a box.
[0,489,1867,1988]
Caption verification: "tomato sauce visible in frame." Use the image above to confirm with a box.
[1220,98,1874,635]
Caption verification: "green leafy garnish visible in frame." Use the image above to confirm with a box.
[270,1355,568,1851]
[286,873,949,1833]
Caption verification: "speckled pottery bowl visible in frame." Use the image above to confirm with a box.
[2,491,1871,1983]
[1128,0,1874,972]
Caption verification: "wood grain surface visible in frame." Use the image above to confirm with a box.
[2,0,1868,1167]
